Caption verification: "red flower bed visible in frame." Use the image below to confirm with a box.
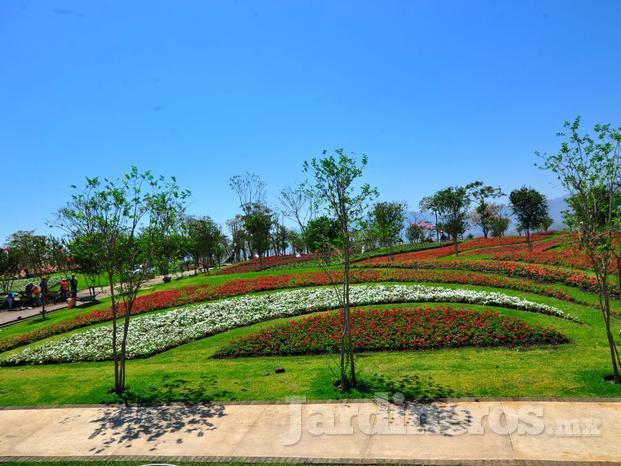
[217,254,320,275]
[362,234,552,264]
[459,235,599,271]
[213,306,569,358]
[357,260,616,294]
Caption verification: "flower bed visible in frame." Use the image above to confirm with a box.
[213,306,569,358]
[0,268,581,355]
[361,234,553,264]
[217,254,321,275]
[0,284,574,366]
[356,260,617,295]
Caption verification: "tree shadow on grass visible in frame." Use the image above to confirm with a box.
[85,376,229,453]
[357,373,474,437]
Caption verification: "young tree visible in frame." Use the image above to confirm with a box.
[367,201,406,259]
[509,187,549,251]
[539,117,621,382]
[55,167,189,394]
[433,186,471,254]
[467,181,504,238]
[304,149,377,389]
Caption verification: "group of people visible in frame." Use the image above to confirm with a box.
[2,275,78,311]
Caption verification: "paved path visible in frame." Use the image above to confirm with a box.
[1,399,620,464]
[0,275,172,327]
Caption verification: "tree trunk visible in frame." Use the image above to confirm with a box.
[527,228,532,252]
[596,275,621,383]
[617,255,621,291]
[343,235,356,388]
[109,279,122,394]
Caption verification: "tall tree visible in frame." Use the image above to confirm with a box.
[229,172,266,216]
[538,117,621,383]
[186,216,227,274]
[271,222,289,256]
[304,149,377,389]
[433,186,471,254]
[419,195,442,241]
[509,186,549,251]
[278,185,315,234]
[467,181,504,238]
[55,167,189,394]
[243,205,274,258]
[226,215,247,262]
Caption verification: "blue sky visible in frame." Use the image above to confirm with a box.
[1,0,620,241]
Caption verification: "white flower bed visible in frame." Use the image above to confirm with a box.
[1,284,575,365]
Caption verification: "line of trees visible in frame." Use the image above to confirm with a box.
[418,182,552,254]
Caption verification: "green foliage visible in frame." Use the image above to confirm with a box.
[55,166,190,394]
[303,216,342,253]
[367,201,407,249]
[467,181,504,238]
[509,186,549,251]
[432,186,471,252]
[6,231,49,278]
[186,216,228,271]
[243,206,274,258]
[538,116,621,382]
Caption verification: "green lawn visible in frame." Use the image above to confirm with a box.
[1,281,620,406]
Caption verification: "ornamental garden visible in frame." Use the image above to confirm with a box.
[0,120,620,404]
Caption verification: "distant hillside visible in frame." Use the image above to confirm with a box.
[546,195,569,230]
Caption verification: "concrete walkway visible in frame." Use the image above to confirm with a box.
[1,399,620,464]
[0,274,172,327]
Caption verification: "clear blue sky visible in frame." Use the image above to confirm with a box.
[1,0,620,241]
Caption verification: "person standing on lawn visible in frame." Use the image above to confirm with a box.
[59,278,68,300]
[69,275,78,299]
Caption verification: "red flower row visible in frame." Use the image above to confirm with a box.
[213,306,569,358]
[357,260,617,294]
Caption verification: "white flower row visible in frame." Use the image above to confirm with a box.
[1,284,575,365]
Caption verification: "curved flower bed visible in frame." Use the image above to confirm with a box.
[217,253,321,275]
[0,285,575,366]
[0,268,581,355]
[213,306,570,358]
[361,234,553,264]
[356,260,617,295]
